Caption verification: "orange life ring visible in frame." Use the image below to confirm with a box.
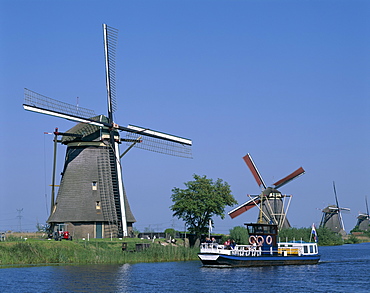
[257,236,264,245]
[249,235,257,245]
[266,235,273,245]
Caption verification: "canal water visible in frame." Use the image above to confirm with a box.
[1,243,369,292]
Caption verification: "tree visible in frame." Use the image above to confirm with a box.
[164,228,176,239]
[229,226,249,245]
[170,174,237,241]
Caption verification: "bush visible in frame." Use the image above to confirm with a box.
[316,227,344,246]
[279,227,343,246]
[345,235,360,244]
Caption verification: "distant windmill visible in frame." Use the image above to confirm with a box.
[228,153,305,230]
[355,196,370,231]
[23,24,192,239]
[319,182,349,236]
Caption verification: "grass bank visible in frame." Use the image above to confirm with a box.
[0,238,199,266]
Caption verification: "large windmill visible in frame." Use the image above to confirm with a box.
[23,24,192,239]
[228,153,305,230]
[355,196,369,231]
[319,182,349,236]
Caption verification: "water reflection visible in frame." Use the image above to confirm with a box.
[1,243,369,293]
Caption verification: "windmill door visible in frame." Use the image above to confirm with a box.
[96,222,103,238]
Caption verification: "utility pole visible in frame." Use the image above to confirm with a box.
[16,208,23,232]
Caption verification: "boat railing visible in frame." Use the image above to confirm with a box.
[200,241,318,257]
[200,243,227,252]
[231,245,263,257]
[200,243,265,256]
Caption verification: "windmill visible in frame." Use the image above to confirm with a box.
[355,196,369,231]
[319,182,350,236]
[23,24,192,239]
[228,153,305,230]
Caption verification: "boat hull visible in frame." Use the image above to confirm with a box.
[198,253,320,267]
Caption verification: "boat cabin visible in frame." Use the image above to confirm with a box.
[245,223,278,255]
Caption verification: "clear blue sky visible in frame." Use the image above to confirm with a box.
[1,0,369,234]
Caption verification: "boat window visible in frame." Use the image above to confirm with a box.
[280,244,285,247]
[288,245,293,247]
[304,246,308,253]
[314,245,317,253]
[310,245,314,253]
[255,226,263,233]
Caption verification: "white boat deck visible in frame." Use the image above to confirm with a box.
[200,241,318,257]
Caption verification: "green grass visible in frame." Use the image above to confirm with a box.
[0,238,199,266]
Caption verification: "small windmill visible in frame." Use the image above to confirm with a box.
[319,182,349,236]
[23,24,192,238]
[355,196,369,231]
[228,153,305,230]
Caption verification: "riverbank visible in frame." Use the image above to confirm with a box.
[0,238,199,266]
[2,230,369,267]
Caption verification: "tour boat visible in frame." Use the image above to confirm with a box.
[198,223,320,267]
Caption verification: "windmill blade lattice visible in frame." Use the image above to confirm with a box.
[126,131,192,158]
[103,24,118,118]
[24,88,96,119]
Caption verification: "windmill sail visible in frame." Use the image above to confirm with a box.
[228,196,261,219]
[103,24,118,122]
[24,89,192,155]
[243,153,266,189]
[126,125,192,158]
[23,88,101,126]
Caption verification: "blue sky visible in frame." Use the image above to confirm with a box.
[1,0,369,234]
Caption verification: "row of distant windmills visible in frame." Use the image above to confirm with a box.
[228,154,370,235]
[23,25,369,239]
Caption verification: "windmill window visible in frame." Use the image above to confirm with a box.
[92,181,98,190]
[96,201,101,210]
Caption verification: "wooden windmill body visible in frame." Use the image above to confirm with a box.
[228,153,305,230]
[23,25,192,239]
[319,182,349,236]
[355,196,369,231]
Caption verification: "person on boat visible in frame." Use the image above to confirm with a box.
[230,240,236,249]
[251,239,257,250]
[223,239,231,249]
